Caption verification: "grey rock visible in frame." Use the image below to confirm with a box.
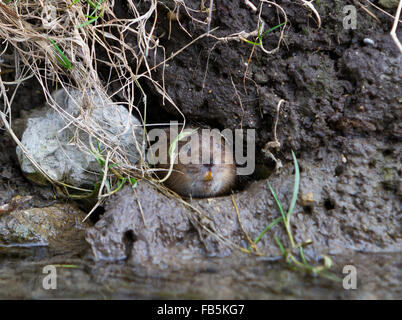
[16,88,143,187]
[0,203,90,247]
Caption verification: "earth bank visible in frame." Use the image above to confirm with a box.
[0,0,400,299]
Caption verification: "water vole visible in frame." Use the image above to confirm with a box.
[152,128,236,198]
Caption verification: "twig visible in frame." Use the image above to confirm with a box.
[355,0,382,24]
[365,0,402,23]
[133,187,147,227]
[243,44,256,94]
[300,0,321,28]
[207,0,213,34]
[256,1,288,54]
[232,194,262,255]
[230,74,245,129]
[390,0,402,53]
[244,0,257,12]
[262,99,285,170]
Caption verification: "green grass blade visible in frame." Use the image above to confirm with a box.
[89,0,105,17]
[108,163,119,169]
[52,264,80,269]
[168,128,199,158]
[117,178,127,188]
[274,236,286,256]
[96,140,102,153]
[77,17,99,29]
[251,216,282,248]
[299,247,308,265]
[243,22,284,46]
[261,22,285,37]
[104,179,111,193]
[242,38,261,46]
[89,150,104,167]
[48,38,73,70]
[267,181,286,222]
[287,150,300,220]
[84,14,98,19]
[130,178,137,188]
[85,0,98,9]
[108,178,127,195]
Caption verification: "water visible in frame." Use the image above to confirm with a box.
[0,244,400,299]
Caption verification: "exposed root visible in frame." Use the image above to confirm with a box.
[299,0,321,29]
[262,99,285,171]
[390,0,402,53]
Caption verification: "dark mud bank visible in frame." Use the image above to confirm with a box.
[87,0,402,262]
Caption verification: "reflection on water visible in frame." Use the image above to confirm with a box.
[0,244,400,299]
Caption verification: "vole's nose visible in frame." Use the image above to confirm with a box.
[204,170,213,181]
[203,164,214,181]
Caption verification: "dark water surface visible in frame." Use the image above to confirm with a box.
[0,244,400,299]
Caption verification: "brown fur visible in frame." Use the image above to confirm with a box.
[154,128,236,198]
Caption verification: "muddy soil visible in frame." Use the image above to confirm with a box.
[0,0,401,299]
